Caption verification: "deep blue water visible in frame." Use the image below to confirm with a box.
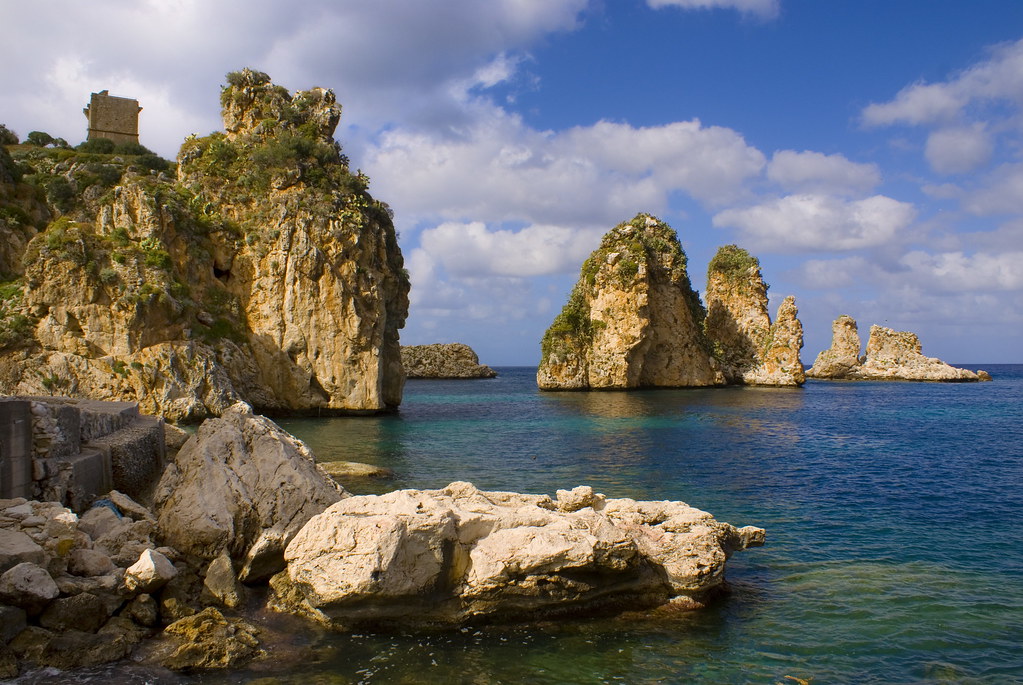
[39,365,1023,684]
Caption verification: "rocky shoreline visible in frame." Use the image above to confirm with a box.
[0,402,764,677]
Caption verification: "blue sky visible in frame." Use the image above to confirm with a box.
[3,0,1022,365]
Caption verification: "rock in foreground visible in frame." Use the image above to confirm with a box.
[274,482,764,627]
[808,317,987,382]
[153,402,346,582]
[401,343,497,379]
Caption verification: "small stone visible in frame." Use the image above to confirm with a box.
[124,549,177,594]
[69,548,117,577]
[0,529,46,573]
[77,506,126,540]
[201,553,244,609]
[124,593,158,627]
[0,605,27,644]
[0,562,59,614]
[39,592,109,632]
[556,485,605,512]
[105,491,156,523]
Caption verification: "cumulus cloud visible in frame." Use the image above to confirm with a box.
[962,163,1023,215]
[646,0,779,20]
[862,38,1023,127]
[767,150,880,196]
[712,194,917,251]
[924,125,993,175]
[418,222,603,277]
[366,110,765,230]
[899,250,1023,292]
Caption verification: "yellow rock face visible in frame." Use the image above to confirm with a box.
[538,214,723,390]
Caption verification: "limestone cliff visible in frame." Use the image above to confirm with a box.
[808,317,986,381]
[537,214,723,389]
[703,245,804,386]
[401,343,497,378]
[0,69,409,420]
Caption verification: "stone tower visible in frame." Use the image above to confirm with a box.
[83,90,142,145]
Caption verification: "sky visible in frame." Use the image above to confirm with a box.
[3,0,1023,365]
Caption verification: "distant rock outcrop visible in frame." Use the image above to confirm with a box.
[0,69,409,421]
[537,214,723,389]
[703,245,804,386]
[808,317,988,382]
[272,482,764,627]
[401,343,497,379]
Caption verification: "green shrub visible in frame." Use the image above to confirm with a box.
[26,131,55,147]
[76,138,117,154]
[0,124,18,146]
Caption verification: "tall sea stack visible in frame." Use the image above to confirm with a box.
[537,214,723,390]
[703,245,804,386]
[0,69,409,420]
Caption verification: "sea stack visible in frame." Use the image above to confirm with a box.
[0,69,409,420]
[401,343,497,378]
[537,214,723,390]
[808,317,986,381]
[703,245,804,386]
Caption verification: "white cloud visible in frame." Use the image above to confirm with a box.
[418,221,603,277]
[963,163,1023,216]
[366,111,766,230]
[862,38,1023,127]
[924,124,993,175]
[899,250,1023,292]
[713,194,917,251]
[767,150,880,196]
[646,0,779,20]
[794,256,879,290]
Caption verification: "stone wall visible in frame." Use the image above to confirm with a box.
[0,396,164,509]
[0,401,32,501]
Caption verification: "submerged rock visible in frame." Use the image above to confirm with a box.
[153,402,346,582]
[538,214,723,390]
[703,245,804,386]
[808,317,985,382]
[274,481,764,627]
[401,343,497,378]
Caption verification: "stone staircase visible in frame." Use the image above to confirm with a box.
[0,397,165,511]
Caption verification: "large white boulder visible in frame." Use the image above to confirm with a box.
[153,402,346,582]
[278,481,764,626]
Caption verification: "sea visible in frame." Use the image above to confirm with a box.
[21,365,1023,684]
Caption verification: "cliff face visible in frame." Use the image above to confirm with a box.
[401,343,497,378]
[703,245,804,386]
[538,214,723,390]
[0,69,409,420]
[808,317,984,382]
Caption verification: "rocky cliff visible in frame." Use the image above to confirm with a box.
[538,214,723,389]
[0,69,409,420]
[401,343,497,378]
[808,317,987,381]
[703,245,804,386]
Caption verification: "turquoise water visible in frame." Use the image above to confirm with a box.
[35,366,1023,684]
[272,366,1023,684]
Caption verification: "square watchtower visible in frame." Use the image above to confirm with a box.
[83,90,142,145]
